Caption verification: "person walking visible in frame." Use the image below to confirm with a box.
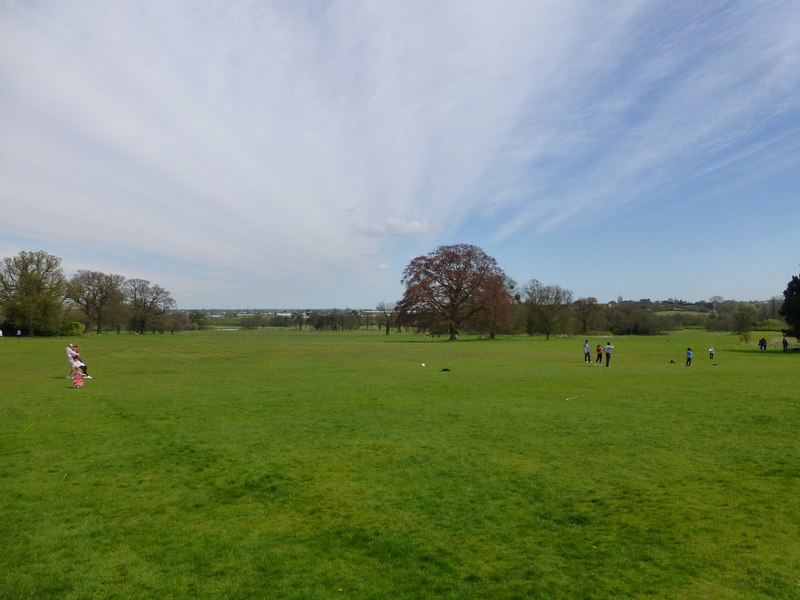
[595,344,603,366]
[603,342,615,367]
[708,346,715,359]
[686,347,693,366]
[583,340,591,363]
[783,338,789,352]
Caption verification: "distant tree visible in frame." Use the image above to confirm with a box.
[706,312,734,332]
[240,313,265,329]
[108,298,131,334]
[66,270,126,334]
[59,321,84,336]
[606,301,664,335]
[331,309,344,330]
[267,314,291,327]
[521,280,574,339]
[188,310,210,330]
[731,303,757,336]
[779,271,800,339]
[309,310,323,330]
[310,310,337,331]
[0,250,65,335]
[308,309,357,331]
[572,297,603,335]
[216,312,238,327]
[668,311,707,329]
[376,302,397,335]
[62,302,86,330]
[343,309,361,331]
[396,244,512,340]
[765,295,783,320]
[361,310,376,330]
[705,300,760,334]
[124,278,175,334]
[165,311,188,333]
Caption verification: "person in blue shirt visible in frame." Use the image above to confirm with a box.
[686,347,693,366]
[603,342,614,367]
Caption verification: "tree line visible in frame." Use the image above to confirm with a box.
[390,244,799,341]
[190,309,366,331]
[0,250,177,336]
[3,247,797,340]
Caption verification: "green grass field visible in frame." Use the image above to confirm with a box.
[2,329,798,599]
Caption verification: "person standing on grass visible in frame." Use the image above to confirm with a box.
[783,337,789,352]
[709,346,715,359]
[686,347,693,366]
[603,342,615,367]
[595,344,603,365]
[583,340,591,363]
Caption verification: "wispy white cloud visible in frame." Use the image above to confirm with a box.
[353,219,441,237]
[1,1,798,306]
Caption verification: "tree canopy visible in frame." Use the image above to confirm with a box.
[573,297,603,335]
[779,271,800,339]
[0,250,65,335]
[521,279,574,339]
[66,270,126,334]
[396,243,512,340]
[125,278,176,334]
[376,302,397,336]
[0,250,177,335]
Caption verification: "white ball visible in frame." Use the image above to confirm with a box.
[421,363,426,367]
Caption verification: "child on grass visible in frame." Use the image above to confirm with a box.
[72,366,85,388]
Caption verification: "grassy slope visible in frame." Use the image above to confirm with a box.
[1,330,798,599]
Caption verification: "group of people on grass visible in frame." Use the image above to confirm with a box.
[66,343,92,388]
[584,339,695,367]
[583,340,615,367]
[583,336,794,368]
[586,342,704,367]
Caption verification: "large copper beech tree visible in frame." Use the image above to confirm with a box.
[396,243,513,340]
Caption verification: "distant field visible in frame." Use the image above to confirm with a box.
[2,329,798,599]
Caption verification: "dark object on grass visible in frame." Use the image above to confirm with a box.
[441,368,450,372]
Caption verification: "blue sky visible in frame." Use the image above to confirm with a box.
[2,1,798,309]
